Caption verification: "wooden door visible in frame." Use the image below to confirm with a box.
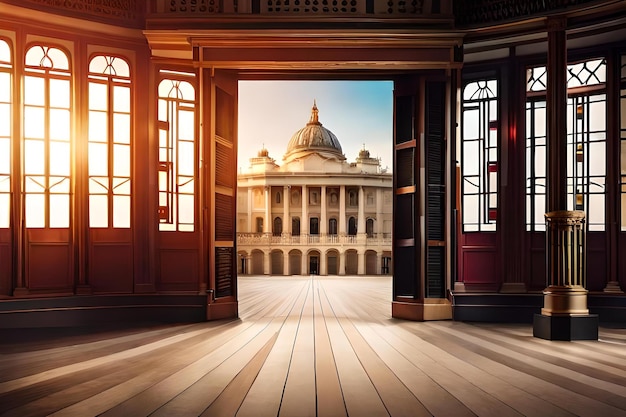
[392,75,451,320]
[206,69,238,319]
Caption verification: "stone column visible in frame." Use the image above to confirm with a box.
[302,251,308,275]
[284,251,290,276]
[376,189,383,235]
[357,250,365,275]
[264,186,270,234]
[358,186,365,234]
[320,253,327,276]
[321,185,327,236]
[302,185,308,236]
[247,187,253,232]
[264,251,270,275]
[339,250,346,276]
[377,252,383,276]
[283,185,291,235]
[339,185,346,235]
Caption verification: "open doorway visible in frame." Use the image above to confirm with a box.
[236,80,394,278]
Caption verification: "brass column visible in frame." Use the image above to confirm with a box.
[533,17,598,340]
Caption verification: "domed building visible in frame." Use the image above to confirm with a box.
[237,102,393,276]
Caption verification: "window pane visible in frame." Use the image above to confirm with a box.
[24,76,45,106]
[178,141,194,176]
[49,108,70,140]
[50,194,69,228]
[113,113,130,144]
[114,86,130,112]
[25,194,45,228]
[49,79,70,108]
[0,138,9,174]
[179,194,194,224]
[0,103,11,137]
[49,142,70,176]
[24,107,45,139]
[113,144,130,177]
[0,194,9,228]
[89,83,108,111]
[113,195,130,228]
[89,143,108,176]
[178,110,194,140]
[89,111,108,142]
[0,73,10,102]
[89,195,108,227]
[24,140,45,174]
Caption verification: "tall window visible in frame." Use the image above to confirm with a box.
[273,217,282,236]
[348,216,357,235]
[0,40,11,228]
[292,217,300,236]
[329,218,337,235]
[310,217,319,235]
[366,218,374,237]
[88,55,131,228]
[23,45,71,228]
[461,79,498,232]
[526,58,607,231]
[157,74,196,232]
[619,55,626,230]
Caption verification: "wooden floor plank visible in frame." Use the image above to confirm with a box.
[317,285,389,417]
[312,283,347,417]
[278,279,317,417]
[236,280,310,417]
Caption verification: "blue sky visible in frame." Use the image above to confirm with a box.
[237,80,393,172]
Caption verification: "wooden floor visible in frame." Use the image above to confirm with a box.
[1,276,626,417]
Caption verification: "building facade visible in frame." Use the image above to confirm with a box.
[237,103,393,276]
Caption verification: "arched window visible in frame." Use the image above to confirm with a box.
[157,75,196,232]
[461,79,498,232]
[273,217,282,236]
[366,218,374,237]
[276,191,281,204]
[0,39,12,228]
[348,217,357,235]
[88,55,131,228]
[23,45,71,228]
[292,217,300,236]
[256,217,264,233]
[329,218,337,235]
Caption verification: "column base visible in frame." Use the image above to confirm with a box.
[392,298,452,321]
[453,282,466,293]
[500,282,527,293]
[533,313,598,340]
[603,281,624,293]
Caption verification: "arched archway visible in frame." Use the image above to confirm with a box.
[326,249,339,275]
[289,249,302,275]
[308,249,320,275]
[271,250,284,275]
[251,250,264,275]
[345,250,358,275]
[365,250,377,275]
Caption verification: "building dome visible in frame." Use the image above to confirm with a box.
[284,101,345,161]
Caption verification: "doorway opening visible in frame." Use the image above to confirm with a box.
[236,80,393,279]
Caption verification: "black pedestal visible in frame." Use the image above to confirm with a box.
[533,314,598,340]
